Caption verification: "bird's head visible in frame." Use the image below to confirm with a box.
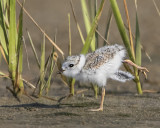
[60,54,85,78]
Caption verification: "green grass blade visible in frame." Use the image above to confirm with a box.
[110,0,135,62]
[17,4,23,53]
[39,34,45,96]
[27,31,40,68]
[0,1,8,61]
[93,0,99,98]
[70,79,75,95]
[92,84,99,99]
[0,48,1,64]
[0,71,10,78]
[81,0,91,34]
[45,49,55,95]
[44,54,52,72]
[94,0,98,48]
[81,0,106,54]
[88,0,95,22]
[9,0,17,81]
[70,1,85,45]
[68,13,71,56]
[134,6,142,95]
[2,0,9,28]
[135,12,141,66]
[103,7,112,46]
[0,70,5,75]
[17,4,24,90]
[81,0,95,51]
[67,12,75,95]
[16,42,23,91]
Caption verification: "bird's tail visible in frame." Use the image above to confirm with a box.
[110,70,134,82]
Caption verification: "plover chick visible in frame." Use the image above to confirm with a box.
[61,44,134,111]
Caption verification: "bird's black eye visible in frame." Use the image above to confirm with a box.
[69,64,74,67]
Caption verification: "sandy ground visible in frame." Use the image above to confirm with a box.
[0,0,160,128]
[0,93,160,128]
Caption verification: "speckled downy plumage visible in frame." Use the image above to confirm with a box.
[61,44,134,87]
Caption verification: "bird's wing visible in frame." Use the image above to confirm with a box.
[83,44,124,72]
[109,70,134,82]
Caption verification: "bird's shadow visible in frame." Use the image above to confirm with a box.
[0,102,59,109]
[0,91,143,110]
[0,103,82,117]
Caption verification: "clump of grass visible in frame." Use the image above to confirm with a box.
[27,31,58,97]
[0,0,60,98]
[15,0,64,97]
[0,0,24,96]
[110,0,149,94]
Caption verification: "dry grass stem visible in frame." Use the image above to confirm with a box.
[23,37,30,70]
[152,0,160,16]
[0,45,8,64]
[123,0,135,60]
[95,29,110,45]
[70,0,85,44]
[22,78,36,89]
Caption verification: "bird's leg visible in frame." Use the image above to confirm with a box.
[89,87,105,112]
[100,87,105,110]
[123,59,149,72]
[123,59,149,78]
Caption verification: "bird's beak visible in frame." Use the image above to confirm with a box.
[57,69,65,74]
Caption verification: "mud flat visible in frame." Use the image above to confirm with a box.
[0,92,160,128]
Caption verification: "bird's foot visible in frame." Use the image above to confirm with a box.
[88,107,103,112]
[123,59,149,79]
